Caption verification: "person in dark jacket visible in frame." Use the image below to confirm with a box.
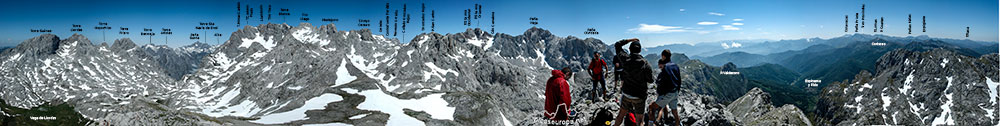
[653,50,681,126]
[545,69,572,121]
[612,38,654,126]
[613,47,627,96]
[588,52,609,101]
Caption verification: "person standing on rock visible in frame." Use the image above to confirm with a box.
[545,68,573,121]
[588,52,609,101]
[613,46,627,97]
[653,50,682,126]
[612,38,654,126]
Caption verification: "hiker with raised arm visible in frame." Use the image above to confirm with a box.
[612,38,654,126]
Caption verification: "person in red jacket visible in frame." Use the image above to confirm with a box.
[588,52,609,101]
[545,68,573,121]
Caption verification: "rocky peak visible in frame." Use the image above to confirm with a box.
[62,34,92,47]
[316,23,337,34]
[12,34,61,55]
[111,38,137,51]
[183,41,212,49]
[726,87,812,126]
[817,48,999,125]
[542,35,608,69]
[355,28,377,41]
[214,23,292,58]
[523,27,553,39]
[727,88,772,116]
[460,28,490,37]
[672,53,690,64]
[676,59,748,103]
[901,39,983,57]
[141,41,215,80]
[427,28,492,49]
[875,49,915,73]
[721,62,738,71]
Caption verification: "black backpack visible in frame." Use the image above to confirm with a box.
[588,107,614,126]
[657,64,682,94]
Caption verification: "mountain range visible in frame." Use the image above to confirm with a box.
[0,22,995,126]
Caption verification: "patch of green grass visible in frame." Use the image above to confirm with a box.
[0,100,92,126]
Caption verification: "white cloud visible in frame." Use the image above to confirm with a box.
[697,22,719,25]
[722,25,740,30]
[679,9,686,12]
[629,24,687,33]
[708,12,725,16]
[721,42,742,49]
[731,23,744,26]
[733,18,744,21]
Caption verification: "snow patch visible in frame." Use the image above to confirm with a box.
[416,35,429,45]
[931,76,956,125]
[535,49,552,69]
[424,62,459,81]
[988,78,999,104]
[902,71,915,94]
[356,90,455,126]
[6,53,22,62]
[854,95,863,103]
[262,65,273,72]
[483,37,495,50]
[253,93,344,124]
[457,49,474,58]
[844,95,864,114]
[250,52,268,58]
[239,33,277,50]
[465,36,495,50]
[349,113,369,119]
[881,91,892,111]
[293,27,332,46]
[859,83,872,92]
[287,85,304,90]
[985,78,999,120]
[199,83,264,118]
[332,59,357,88]
[940,58,949,68]
[57,41,78,57]
[303,122,353,126]
[500,111,513,126]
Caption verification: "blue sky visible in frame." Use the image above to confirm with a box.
[1,0,996,47]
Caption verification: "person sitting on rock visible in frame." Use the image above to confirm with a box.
[653,49,682,126]
[545,67,573,121]
[612,38,654,126]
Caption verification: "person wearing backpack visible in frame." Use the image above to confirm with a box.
[653,50,681,126]
[588,52,609,101]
